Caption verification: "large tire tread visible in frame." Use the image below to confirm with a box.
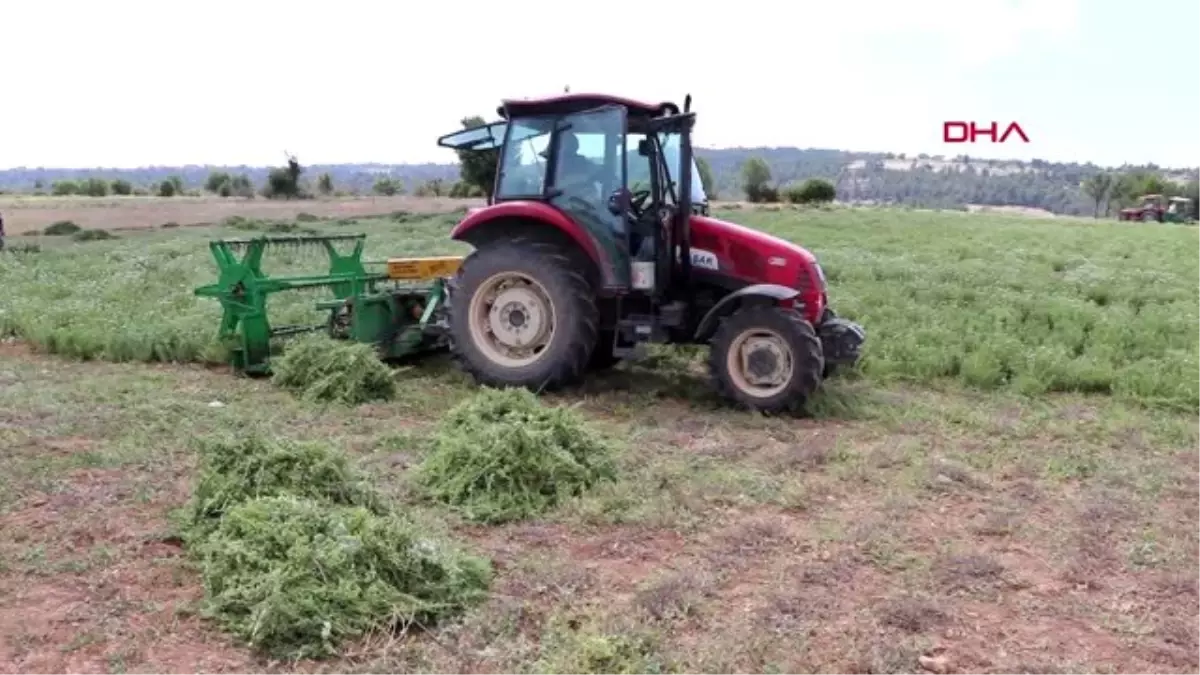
[708,305,824,414]
[446,237,599,392]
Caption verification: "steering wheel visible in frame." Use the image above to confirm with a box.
[629,189,651,215]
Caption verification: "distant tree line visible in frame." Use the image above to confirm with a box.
[18,155,472,202]
[702,148,1198,217]
[2,138,1195,217]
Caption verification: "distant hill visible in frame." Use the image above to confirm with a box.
[694,148,1197,217]
[0,148,1195,218]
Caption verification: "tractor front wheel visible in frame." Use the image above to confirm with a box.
[448,239,598,391]
[818,307,839,379]
[709,306,824,414]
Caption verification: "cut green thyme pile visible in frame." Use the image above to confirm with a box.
[179,432,491,659]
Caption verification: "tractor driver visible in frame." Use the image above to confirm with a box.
[545,129,633,248]
[545,130,603,196]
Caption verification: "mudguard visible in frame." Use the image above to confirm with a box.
[449,201,623,289]
[450,201,603,267]
[693,283,801,342]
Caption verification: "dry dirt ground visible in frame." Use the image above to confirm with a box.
[0,195,486,235]
[0,340,1196,674]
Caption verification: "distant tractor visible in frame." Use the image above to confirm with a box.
[1118,194,1195,223]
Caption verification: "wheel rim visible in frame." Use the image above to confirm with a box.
[467,271,556,368]
[725,328,794,399]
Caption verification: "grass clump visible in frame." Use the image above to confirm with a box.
[182,433,386,541]
[271,335,396,404]
[415,388,617,524]
[532,616,671,674]
[42,220,81,235]
[182,432,492,659]
[1,243,41,255]
[71,228,117,242]
[223,215,256,229]
[194,494,491,659]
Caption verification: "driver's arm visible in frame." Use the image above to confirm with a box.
[557,157,604,197]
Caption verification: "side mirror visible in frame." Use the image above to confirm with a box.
[607,187,631,216]
[637,139,652,157]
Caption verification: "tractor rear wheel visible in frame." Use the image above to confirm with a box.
[708,305,824,414]
[447,239,598,391]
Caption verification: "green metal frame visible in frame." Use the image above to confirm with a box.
[193,233,447,375]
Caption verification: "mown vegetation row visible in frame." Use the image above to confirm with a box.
[0,206,1196,410]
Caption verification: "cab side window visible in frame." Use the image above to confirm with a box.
[496,118,553,198]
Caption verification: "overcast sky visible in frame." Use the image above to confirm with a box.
[2,0,1197,169]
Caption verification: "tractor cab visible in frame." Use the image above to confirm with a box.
[1165,196,1193,221]
[1140,194,1165,210]
[438,94,707,296]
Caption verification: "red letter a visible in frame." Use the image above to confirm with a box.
[1000,122,1030,143]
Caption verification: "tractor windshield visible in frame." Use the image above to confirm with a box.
[627,131,707,207]
[659,132,707,206]
[495,116,555,197]
[492,105,632,284]
[494,108,627,203]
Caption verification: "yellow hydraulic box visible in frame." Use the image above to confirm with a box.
[386,256,463,281]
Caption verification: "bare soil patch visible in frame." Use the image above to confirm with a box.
[0,348,1194,673]
[0,468,253,673]
[0,195,483,234]
[966,203,1058,219]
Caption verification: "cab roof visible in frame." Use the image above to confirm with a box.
[498,93,679,120]
[438,93,686,152]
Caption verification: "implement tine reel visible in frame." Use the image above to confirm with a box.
[193,233,463,375]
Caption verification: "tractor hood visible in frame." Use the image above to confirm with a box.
[689,213,827,322]
[689,213,818,270]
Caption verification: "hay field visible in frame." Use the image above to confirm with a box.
[0,205,1196,673]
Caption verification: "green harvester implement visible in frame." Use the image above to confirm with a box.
[193,233,462,375]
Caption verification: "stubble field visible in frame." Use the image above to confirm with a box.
[0,194,484,235]
[0,203,1196,673]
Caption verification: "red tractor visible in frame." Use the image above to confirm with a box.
[436,93,865,413]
